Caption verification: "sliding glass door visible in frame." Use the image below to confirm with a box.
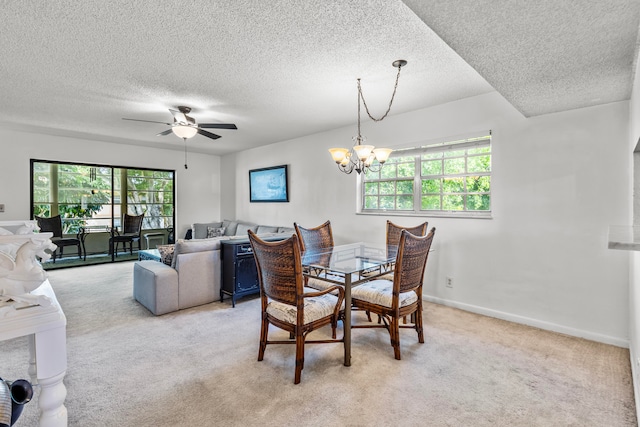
[31,160,175,264]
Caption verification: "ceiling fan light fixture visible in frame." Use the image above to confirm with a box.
[172,124,197,139]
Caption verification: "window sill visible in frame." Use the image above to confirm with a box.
[357,211,493,220]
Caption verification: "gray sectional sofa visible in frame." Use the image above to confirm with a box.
[133,220,295,315]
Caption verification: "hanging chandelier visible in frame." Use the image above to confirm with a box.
[329,59,407,175]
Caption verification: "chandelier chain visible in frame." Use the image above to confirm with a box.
[328,60,405,175]
[357,64,403,122]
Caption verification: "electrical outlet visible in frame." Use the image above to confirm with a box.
[446,276,453,288]
[0,204,4,213]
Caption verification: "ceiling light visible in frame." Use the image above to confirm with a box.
[329,59,406,175]
[172,125,198,139]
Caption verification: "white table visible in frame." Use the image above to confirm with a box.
[0,280,67,427]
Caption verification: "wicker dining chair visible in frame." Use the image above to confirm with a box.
[351,227,436,360]
[109,213,144,257]
[293,220,334,253]
[35,215,82,263]
[248,230,345,384]
[294,220,340,292]
[358,220,428,324]
[386,220,428,248]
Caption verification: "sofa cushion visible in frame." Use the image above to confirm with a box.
[256,225,279,234]
[192,222,223,239]
[277,226,296,235]
[207,226,226,238]
[172,239,223,268]
[235,223,258,237]
[222,220,239,236]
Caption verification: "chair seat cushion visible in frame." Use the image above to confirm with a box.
[266,287,341,325]
[52,237,80,246]
[351,279,418,308]
[306,277,343,294]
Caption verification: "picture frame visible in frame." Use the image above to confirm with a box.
[249,165,289,203]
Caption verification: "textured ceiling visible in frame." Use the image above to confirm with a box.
[403,0,640,117]
[0,1,637,156]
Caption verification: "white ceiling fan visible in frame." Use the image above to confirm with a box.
[123,106,238,169]
[123,106,237,140]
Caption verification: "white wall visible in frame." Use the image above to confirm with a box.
[627,48,640,419]
[223,91,631,346]
[0,128,222,239]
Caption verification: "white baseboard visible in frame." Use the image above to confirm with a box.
[424,295,629,348]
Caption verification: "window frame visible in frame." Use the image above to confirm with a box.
[358,133,492,219]
[30,159,176,233]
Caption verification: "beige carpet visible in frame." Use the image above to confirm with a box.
[1,262,636,426]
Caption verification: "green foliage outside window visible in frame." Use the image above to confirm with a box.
[32,161,174,234]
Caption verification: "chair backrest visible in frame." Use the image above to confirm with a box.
[123,213,144,235]
[248,230,304,308]
[35,215,63,238]
[294,220,333,253]
[386,220,428,247]
[394,227,436,295]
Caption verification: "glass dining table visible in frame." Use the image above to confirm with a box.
[301,242,397,366]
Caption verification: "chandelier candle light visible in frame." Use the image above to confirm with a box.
[329,59,407,175]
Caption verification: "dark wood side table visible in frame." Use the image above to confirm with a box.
[220,235,288,307]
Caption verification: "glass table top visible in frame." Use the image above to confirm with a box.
[301,242,397,275]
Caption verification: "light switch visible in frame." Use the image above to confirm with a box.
[0,204,4,213]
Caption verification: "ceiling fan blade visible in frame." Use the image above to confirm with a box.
[169,109,188,124]
[197,129,221,140]
[156,129,173,136]
[199,123,238,130]
[122,118,172,125]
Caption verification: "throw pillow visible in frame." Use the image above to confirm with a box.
[157,244,175,266]
[206,226,226,238]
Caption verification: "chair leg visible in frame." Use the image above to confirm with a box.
[258,318,269,361]
[416,308,424,344]
[77,243,82,260]
[391,317,401,360]
[294,333,305,384]
[331,316,337,339]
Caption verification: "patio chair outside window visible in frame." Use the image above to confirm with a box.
[109,213,144,257]
[35,215,82,263]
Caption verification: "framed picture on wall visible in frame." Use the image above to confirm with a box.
[249,165,289,203]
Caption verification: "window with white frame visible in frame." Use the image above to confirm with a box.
[361,133,491,217]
